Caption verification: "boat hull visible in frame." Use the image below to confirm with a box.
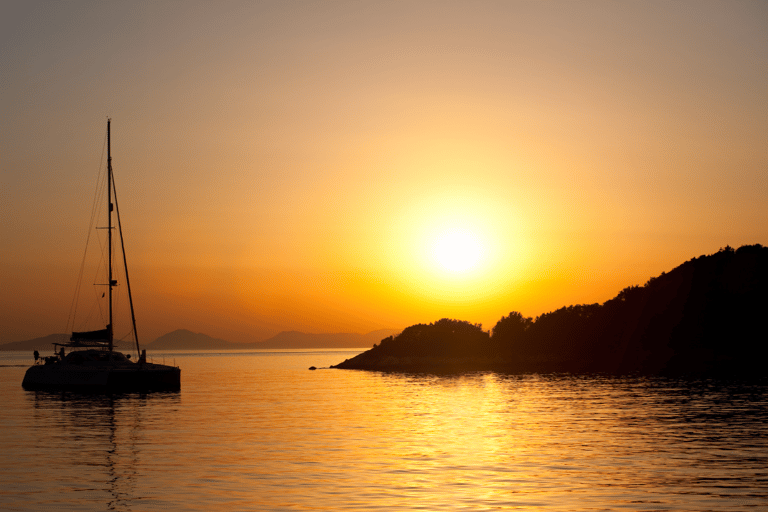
[22,363,181,392]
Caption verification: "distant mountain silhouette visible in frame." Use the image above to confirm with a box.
[334,244,767,376]
[254,330,399,349]
[144,328,400,350]
[145,329,238,350]
[5,329,400,353]
[0,333,69,351]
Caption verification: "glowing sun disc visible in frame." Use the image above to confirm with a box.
[433,229,483,272]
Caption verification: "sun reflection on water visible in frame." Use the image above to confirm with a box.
[2,351,766,511]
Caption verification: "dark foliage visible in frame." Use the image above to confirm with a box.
[336,244,767,375]
[370,318,489,358]
[487,243,768,375]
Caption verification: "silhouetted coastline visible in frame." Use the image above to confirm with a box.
[2,329,400,352]
[333,244,767,376]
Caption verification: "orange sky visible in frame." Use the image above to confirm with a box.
[2,1,767,344]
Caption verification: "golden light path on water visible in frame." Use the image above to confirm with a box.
[1,350,767,511]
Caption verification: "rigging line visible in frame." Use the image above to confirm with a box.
[88,218,111,325]
[66,129,109,332]
[73,167,109,328]
[112,171,141,355]
[77,292,101,331]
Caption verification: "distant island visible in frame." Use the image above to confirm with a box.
[1,329,399,352]
[334,244,767,376]
[0,333,70,352]
[145,329,399,350]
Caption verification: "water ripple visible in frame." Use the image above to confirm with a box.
[1,352,766,511]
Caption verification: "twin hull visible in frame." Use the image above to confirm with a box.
[22,362,181,391]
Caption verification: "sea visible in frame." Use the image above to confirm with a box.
[1,349,766,511]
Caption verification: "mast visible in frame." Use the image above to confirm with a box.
[107,119,114,351]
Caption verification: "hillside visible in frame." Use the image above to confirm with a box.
[254,330,398,349]
[144,328,400,350]
[334,244,767,376]
[5,328,399,353]
[0,334,69,352]
[145,329,238,350]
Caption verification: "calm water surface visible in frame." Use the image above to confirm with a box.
[1,349,766,511]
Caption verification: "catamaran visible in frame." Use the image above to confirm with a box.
[22,120,181,391]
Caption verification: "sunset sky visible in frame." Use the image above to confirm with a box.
[2,1,766,344]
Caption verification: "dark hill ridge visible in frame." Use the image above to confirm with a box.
[144,328,400,350]
[3,329,400,352]
[254,330,398,349]
[0,333,69,351]
[146,329,236,350]
[333,244,767,376]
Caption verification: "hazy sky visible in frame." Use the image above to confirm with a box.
[2,1,766,343]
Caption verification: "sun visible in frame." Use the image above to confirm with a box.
[433,229,483,272]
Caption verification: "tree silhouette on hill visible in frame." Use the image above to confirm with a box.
[334,244,767,375]
[371,318,489,358]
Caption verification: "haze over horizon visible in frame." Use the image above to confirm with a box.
[2,1,766,344]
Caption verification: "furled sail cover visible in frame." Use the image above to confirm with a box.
[71,325,111,342]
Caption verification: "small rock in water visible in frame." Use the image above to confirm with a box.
[308,366,317,370]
